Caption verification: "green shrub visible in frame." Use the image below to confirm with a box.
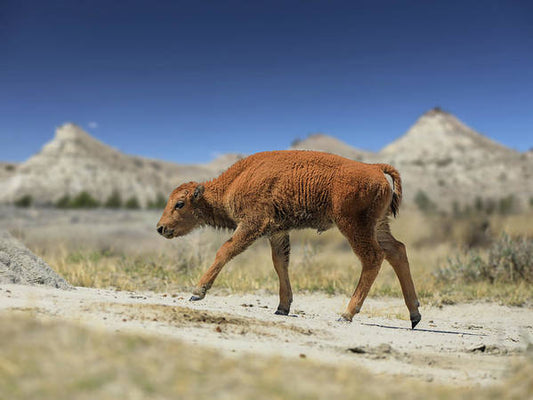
[474,196,483,213]
[498,195,517,215]
[435,233,533,284]
[55,194,71,208]
[484,198,497,215]
[147,193,167,209]
[14,194,32,208]
[461,217,492,249]
[125,196,140,209]
[104,190,122,208]
[70,191,100,208]
[414,190,437,213]
[452,201,461,218]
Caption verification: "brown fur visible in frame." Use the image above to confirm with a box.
[157,150,421,326]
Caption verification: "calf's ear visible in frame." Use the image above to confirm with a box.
[193,185,204,201]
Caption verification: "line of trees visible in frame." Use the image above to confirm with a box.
[12,189,532,214]
[452,195,520,217]
[12,191,168,210]
[414,190,528,216]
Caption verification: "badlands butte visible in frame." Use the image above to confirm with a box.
[1,108,532,209]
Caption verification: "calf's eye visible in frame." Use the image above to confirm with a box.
[175,201,185,210]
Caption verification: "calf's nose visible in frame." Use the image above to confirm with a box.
[157,225,164,235]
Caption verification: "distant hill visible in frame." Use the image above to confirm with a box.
[0,123,240,206]
[1,110,531,210]
[378,108,532,207]
[291,134,372,162]
[291,108,532,209]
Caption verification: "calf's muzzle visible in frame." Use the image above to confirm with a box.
[156,225,174,238]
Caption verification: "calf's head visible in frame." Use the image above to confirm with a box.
[156,182,204,239]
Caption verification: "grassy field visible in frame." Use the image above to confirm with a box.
[19,208,533,307]
[1,313,531,400]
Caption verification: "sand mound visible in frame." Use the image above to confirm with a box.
[0,230,70,289]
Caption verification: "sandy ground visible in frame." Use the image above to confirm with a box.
[1,283,531,387]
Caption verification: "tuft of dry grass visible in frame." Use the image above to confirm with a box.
[1,313,532,400]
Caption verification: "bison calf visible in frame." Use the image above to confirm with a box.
[157,150,421,328]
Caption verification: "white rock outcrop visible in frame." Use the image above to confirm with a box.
[0,230,70,289]
[292,108,532,208]
[0,123,236,206]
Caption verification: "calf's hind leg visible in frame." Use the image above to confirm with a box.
[269,232,293,315]
[377,219,421,328]
[337,220,385,322]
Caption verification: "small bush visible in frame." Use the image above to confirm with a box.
[435,233,533,284]
[484,198,497,215]
[104,190,122,209]
[70,191,100,208]
[498,195,517,215]
[55,194,71,208]
[414,190,437,213]
[125,196,140,209]
[435,252,487,284]
[461,217,492,249]
[452,201,461,218]
[147,193,167,209]
[474,196,483,213]
[14,194,32,208]
[487,234,533,283]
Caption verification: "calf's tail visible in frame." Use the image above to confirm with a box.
[375,164,402,217]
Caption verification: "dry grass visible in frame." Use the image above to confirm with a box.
[1,313,531,400]
[15,209,533,307]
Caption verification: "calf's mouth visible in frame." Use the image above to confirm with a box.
[156,225,174,239]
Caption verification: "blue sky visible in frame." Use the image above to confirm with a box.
[1,0,532,164]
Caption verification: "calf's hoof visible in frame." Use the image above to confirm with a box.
[410,313,422,329]
[274,308,289,316]
[190,286,207,302]
[337,313,353,323]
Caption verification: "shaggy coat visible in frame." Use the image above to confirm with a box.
[157,150,421,328]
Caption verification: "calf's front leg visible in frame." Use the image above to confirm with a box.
[269,232,292,315]
[190,223,263,301]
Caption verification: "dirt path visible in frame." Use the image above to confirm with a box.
[1,283,531,386]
